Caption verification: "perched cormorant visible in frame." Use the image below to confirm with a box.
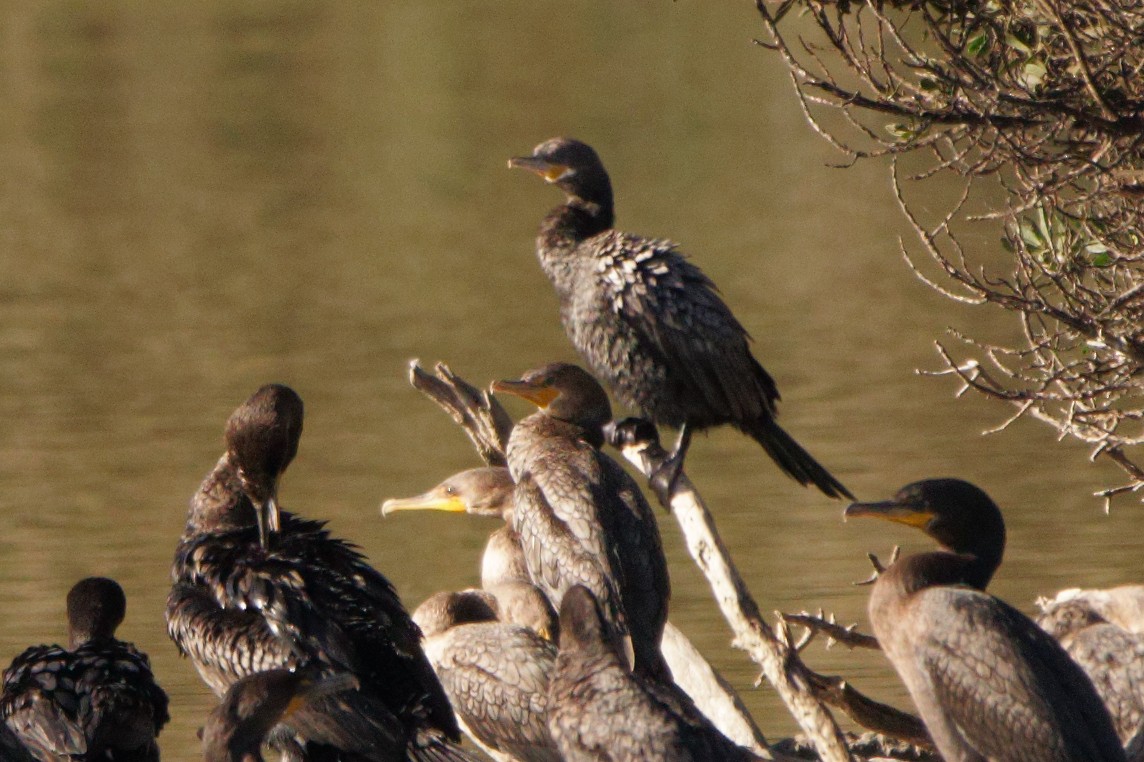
[166,383,476,762]
[492,363,671,681]
[1,577,169,762]
[548,586,761,762]
[413,591,560,762]
[846,478,1126,762]
[509,137,851,499]
[384,467,770,754]
[202,669,359,762]
[1037,587,1144,745]
[382,467,557,640]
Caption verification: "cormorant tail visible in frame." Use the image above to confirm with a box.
[742,416,853,500]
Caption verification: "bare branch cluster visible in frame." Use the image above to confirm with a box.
[755,0,1144,502]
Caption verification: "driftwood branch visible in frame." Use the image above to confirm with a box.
[779,612,881,651]
[606,419,854,762]
[801,672,931,750]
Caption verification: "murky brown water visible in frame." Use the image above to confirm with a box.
[0,3,1137,759]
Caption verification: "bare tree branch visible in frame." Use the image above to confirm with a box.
[754,0,1144,502]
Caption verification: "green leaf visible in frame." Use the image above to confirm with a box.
[1091,252,1113,267]
[1021,61,1047,90]
[967,33,988,56]
[1005,32,1031,54]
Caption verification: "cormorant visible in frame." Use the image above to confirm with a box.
[413,591,560,762]
[384,467,770,754]
[202,669,359,762]
[382,467,557,640]
[492,363,671,682]
[508,137,851,500]
[1037,588,1144,745]
[547,586,761,762]
[846,478,1126,762]
[166,383,476,762]
[1,577,169,762]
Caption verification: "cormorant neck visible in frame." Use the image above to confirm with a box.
[515,412,604,451]
[538,198,614,254]
[185,453,258,536]
[888,550,997,597]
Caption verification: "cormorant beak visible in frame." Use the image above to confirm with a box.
[255,485,281,551]
[285,673,360,717]
[381,490,468,517]
[491,378,560,409]
[508,155,571,183]
[844,499,934,530]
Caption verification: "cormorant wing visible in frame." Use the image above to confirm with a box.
[431,623,560,760]
[917,588,1125,762]
[1063,622,1144,742]
[513,465,629,640]
[599,231,777,422]
[1,646,89,759]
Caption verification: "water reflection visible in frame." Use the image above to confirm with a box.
[0,2,1136,759]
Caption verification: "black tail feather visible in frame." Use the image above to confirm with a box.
[743,417,853,500]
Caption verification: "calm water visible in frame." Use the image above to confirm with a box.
[0,3,1137,758]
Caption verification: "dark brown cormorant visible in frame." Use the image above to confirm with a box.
[508,137,851,500]
[202,669,359,762]
[1037,588,1144,745]
[846,478,1126,762]
[382,467,558,640]
[1,577,169,762]
[548,586,761,762]
[413,591,561,762]
[166,383,476,762]
[492,363,671,682]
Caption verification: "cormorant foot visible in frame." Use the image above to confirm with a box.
[604,417,660,450]
[648,425,691,507]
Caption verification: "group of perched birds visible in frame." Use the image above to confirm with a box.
[0,137,1140,762]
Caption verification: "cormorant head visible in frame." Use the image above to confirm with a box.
[412,590,500,638]
[487,581,560,642]
[557,585,611,655]
[509,137,614,216]
[66,576,126,649]
[381,467,514,520]
[224,384,304,550]
[202,668,358,762]
[492,363,612,443]
[845,478,1006,589]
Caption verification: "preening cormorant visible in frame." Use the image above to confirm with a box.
[846,478,1126,762]
[382,467,558,640]
[492,363,671,682]
[547,586,761,762]
[509,137,851,500]
[166,383,476,762]
[413,590,561,762]
[202,669,359,762]
[1037,587,1144,745]
[1,577,169,762]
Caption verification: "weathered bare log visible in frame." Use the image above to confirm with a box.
[606,418,854,762]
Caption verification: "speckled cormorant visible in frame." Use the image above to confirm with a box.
[1,577,169,762]
[548,586,761,762]
[1037,588,1144,745]
[413,591,561,762]
[166,383,476,762]
[382,467,558,640]
[846,478,1126,762]
[492,363,671,682]
[202,669,359,762]
[509,137,851,500]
